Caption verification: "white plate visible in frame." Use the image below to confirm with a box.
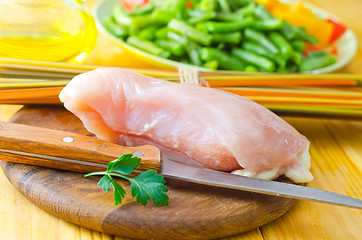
[93,0,357,73]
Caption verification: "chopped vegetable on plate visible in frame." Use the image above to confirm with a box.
[102,0,347,72]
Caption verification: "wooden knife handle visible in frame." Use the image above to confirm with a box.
[0,121,160,173]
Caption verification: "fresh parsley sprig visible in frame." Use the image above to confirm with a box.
[84,154,169,206]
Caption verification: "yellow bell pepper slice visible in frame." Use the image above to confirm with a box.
[255,0,334,48]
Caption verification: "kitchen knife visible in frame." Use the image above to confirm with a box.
[0,121,361,209]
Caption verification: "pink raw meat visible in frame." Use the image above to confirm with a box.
[59,68,313,183]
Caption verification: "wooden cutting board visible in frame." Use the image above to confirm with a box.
[0,106,297,240]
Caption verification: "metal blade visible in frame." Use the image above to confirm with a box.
[160,157,362,210]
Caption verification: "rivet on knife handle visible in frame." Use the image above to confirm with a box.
[0,121,160,173]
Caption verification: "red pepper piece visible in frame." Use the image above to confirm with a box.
[326,19,347,44]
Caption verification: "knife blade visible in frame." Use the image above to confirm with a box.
[0,121,361,209]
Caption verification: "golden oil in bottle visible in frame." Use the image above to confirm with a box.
[0,0,97,63]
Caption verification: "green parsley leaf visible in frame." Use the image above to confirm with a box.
[130,170,169,206]
[108,154,141,175]
[97,175,112,191]
[84,154,169,206]
[109,177,126,205]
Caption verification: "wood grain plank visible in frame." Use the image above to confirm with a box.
[325,119,362,171]
[0,105,22,121]
[270,117,362,240]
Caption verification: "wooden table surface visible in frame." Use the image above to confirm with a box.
[1,0,361,239]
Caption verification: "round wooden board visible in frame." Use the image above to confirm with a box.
[1,106,297,240]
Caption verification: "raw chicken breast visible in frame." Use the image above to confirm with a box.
[59,68,313,183]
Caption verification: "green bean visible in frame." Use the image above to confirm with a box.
[218,0,231,12]
[130,3,155,16]
[112,5,131,26]
[237,2,257,16]
[167,31,187,44]
[204,60,219,70]
[232,0,254,7]
[151,9,174,23]
[131,15,165,32]
[138,26,158,40]
[269,32,294,59]
[295,25,319,44]
[155,40,185,56]
[127,36,170,58]
[130,9,174,32]
[241,40,286,67]
[244,65,259,72]
[187,9,202,18]
[232,48,275,72]
[188,11,216,24]
[155,27,168,39]
[275,55,287,68]
[308,50,327,58]
[254,4,273,20]
[300,31,318,44]
[244,28,279,54]
[281,21,318,44]
[167,0,188,19]
[186,42,202,66]
[227,0,238,11]
[168,19,212,46]
[291,51,303,66]
[203,16,254,32]
[201,47,246,71]
[216,43,225,50]
[130,15,153,31]
[195,22,208,32]
[103,17,129,38]
[241,41,274,59]
[291,40,305,52]
[212,32,242,44]
[251,19,283,31]
[215,2,255,21]
[199,0,217,12]
[214,12,243,22]
[280,21,299,40]
[300,54,337,72]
